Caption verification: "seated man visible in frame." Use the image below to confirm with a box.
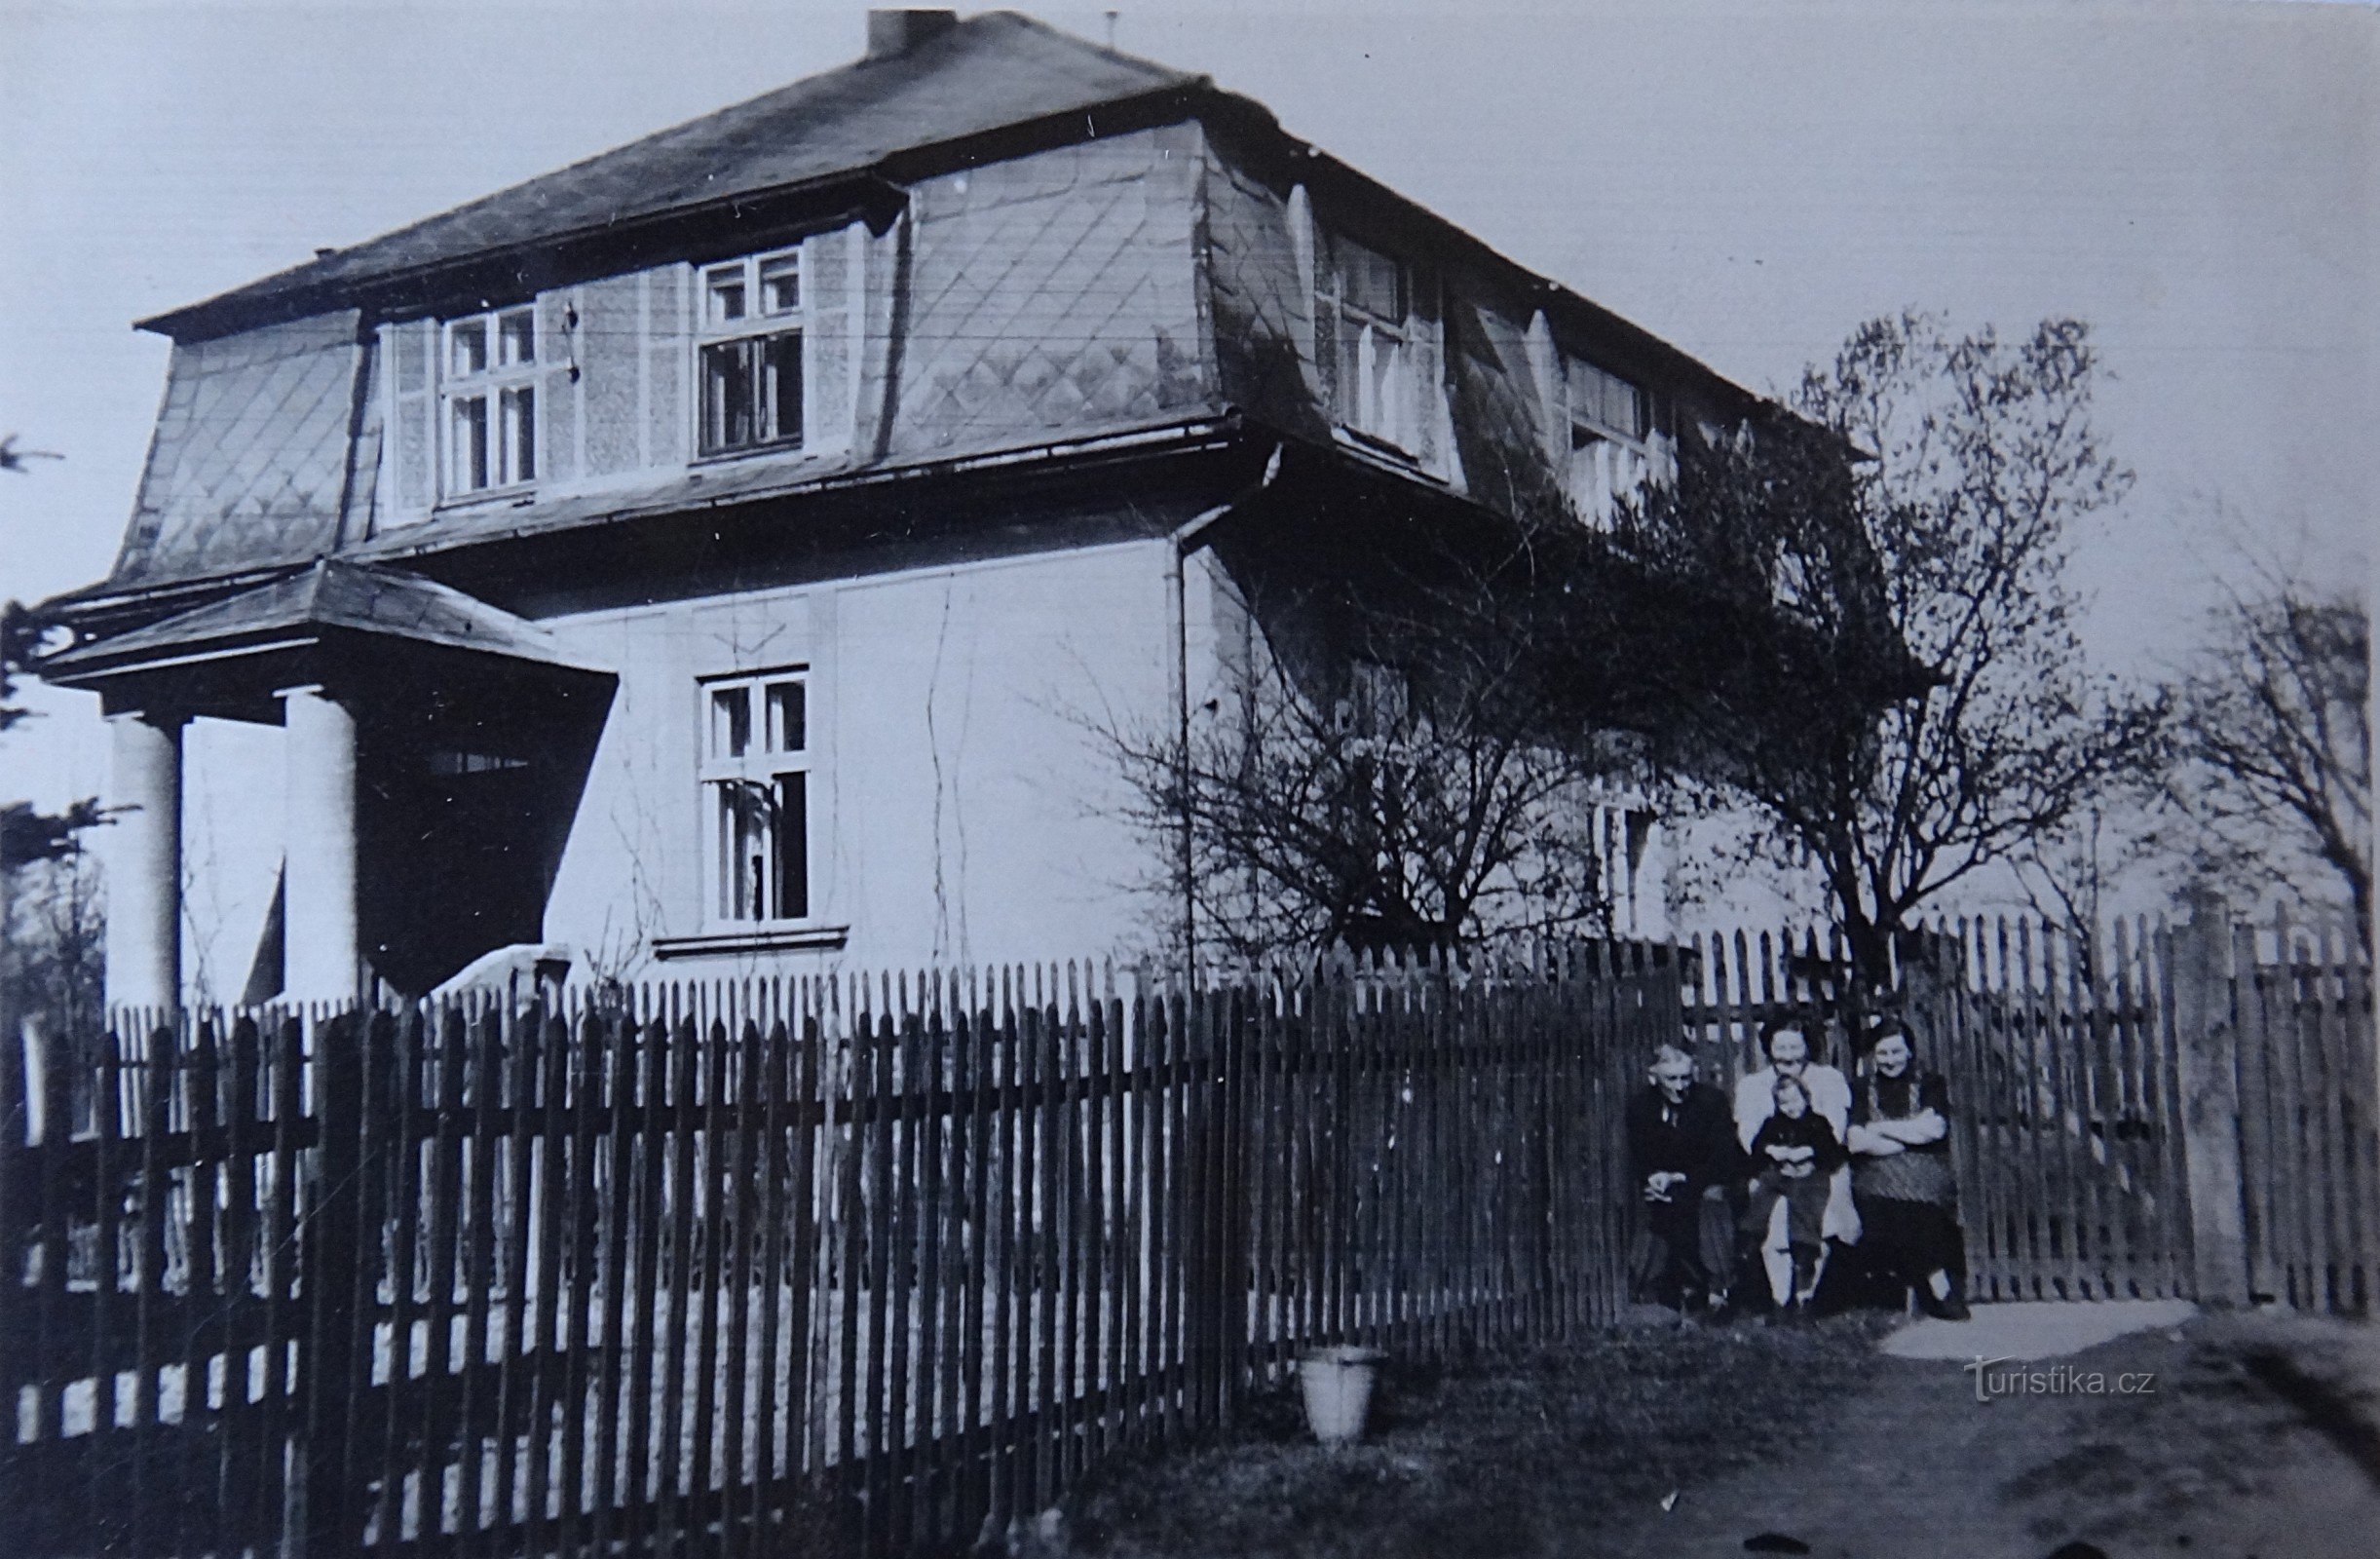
[1625,1044,1741,1313]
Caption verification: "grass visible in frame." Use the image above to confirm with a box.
[1053,1311,1897,1559]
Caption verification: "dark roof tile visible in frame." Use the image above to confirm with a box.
[142,13,1196,338]
[43,559,592,677]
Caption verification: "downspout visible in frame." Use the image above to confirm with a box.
[1165,443,1284,977]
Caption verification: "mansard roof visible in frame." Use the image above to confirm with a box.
[140,12,1200,341]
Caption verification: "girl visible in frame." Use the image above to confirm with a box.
[1743,1075,1847,1316]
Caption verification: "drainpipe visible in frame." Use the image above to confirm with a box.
[1164,444,1284,978]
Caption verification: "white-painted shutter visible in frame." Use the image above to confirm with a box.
[1287,184,1318,392]
[381,318,435,521]
[802,223,862,453]
[644,265,687,469]
[1408,264,1447,472]
[1525,310,1563,466]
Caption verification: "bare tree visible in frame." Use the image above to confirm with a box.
[2008,801,2169,974]
[1623,313,2168,1007]
[2167,581,2370,945]
[1105,571,1625,963]
[2,845,105,1045]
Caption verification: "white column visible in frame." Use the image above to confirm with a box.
[281,686,359,1005]
[103,711,183,1010]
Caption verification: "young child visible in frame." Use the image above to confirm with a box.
[1743,1075,1847,1316]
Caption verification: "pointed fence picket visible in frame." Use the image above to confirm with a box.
[1,943,1680,1558]
[1680,908,2375,1311]
[4,912,2367,1558]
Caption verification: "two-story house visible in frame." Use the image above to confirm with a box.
[40,10,1776,1008]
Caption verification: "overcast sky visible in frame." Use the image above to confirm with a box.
[2,0,2373,812]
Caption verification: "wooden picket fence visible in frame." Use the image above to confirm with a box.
[2224,910,2378,1312]
[1681,908,2377,1312]
[0,943,1677,1559]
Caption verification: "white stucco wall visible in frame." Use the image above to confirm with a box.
[177,715,285,1007]
[540,536,1188,980]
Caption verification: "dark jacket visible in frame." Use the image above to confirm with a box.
[1850,1069,1958,1204]
[1851,1071,1952,1156]
[1748,1109,1847,1178]
[1626,1081,1740,1193]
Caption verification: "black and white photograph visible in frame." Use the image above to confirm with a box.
[2,2,2373,1554]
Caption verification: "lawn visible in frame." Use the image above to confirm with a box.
[1034,1306,2380,1559]
[1046,1311,1897,1559]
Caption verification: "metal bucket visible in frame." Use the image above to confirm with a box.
[1298,1345,1387,1447]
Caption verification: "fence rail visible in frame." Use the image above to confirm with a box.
[2,944,1678,1558]
[1681,908,2375,1312]
[5,912,2368,1558]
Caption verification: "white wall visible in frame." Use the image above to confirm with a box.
[541,536,1183,979]
[177,715,284,1007]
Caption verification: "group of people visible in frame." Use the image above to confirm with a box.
[1625,1019,1971,1323]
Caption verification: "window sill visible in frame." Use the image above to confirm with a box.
[432,485,539,515]
[1331,424,1416,460]
[652,924,851,959]
[689,439,815,473]
[1329,425,1447,484]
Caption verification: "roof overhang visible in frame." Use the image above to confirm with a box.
[39,558,609,699]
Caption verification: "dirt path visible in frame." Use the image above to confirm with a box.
[1602,1310,2380,1559]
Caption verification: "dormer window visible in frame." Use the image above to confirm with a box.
[699,249,805,456]
[1316,230,1414,451]
[441,306,537,497]
[1562,353,1655,526]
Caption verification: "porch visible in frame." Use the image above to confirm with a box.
[40,558,614,1005]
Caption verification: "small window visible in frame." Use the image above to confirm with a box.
[699,671,814,924]
[1316,230,1414,450]
[1566,356,1645,444]
[1343,658,1412,741]
[441,306,537,497]
[1562,352,1655,527]
[699,249,805,457]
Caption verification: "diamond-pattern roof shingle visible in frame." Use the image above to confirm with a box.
[109,312,362,585]
[142,12,1198,340]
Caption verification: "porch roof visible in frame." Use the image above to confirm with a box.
[39,558,597,683]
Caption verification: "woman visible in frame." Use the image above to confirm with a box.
[1845,1024,1971,1320]
[1742,1075,1847,1317]
[1733,1022,1858,1309]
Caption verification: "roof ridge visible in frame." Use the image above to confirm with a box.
[140,10,1197,339]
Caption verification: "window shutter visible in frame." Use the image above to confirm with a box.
[1408,265,1447,472]
[1525,310,1563,465]
[381,318,434,520]
[802,222,862,452]
[643,266,688,470]
[1287,184,1318,393]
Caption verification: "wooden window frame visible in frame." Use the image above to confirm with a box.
[696,247,807,459]
[1561,350,1660,526]
[698,667,816,929]
[439,305,539,500]
[1315,227,1418,455]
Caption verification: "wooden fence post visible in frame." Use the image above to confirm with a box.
[300,1007,367,1555]
[2171,899,2250,1307]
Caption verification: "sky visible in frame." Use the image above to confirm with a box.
[2,0,2374,818]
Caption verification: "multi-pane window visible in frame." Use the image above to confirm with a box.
[1563,353,1653,526]
[1316,230,1413,449]
[699,671,812,923]
[442,307,537,496]
[699,249,805,456]
[1343,658,1413,741]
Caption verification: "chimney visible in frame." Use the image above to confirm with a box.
[867,10,958,58]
